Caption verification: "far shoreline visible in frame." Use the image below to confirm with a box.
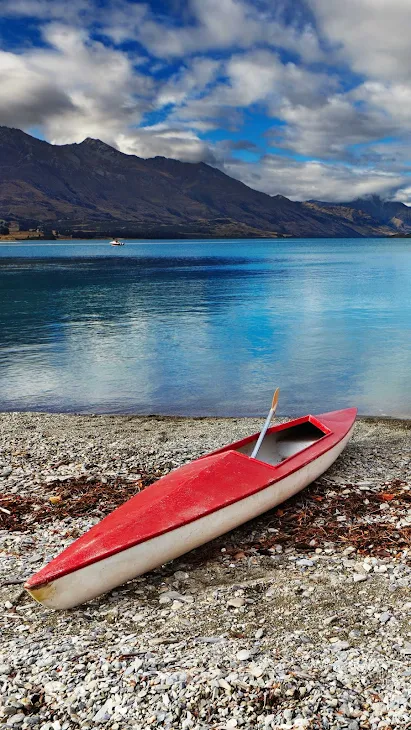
[1,410,410,426]
[0,234,403,243]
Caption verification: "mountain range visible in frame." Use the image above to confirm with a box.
[0,126,409,238]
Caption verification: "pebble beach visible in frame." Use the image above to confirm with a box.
[0,412,410,730]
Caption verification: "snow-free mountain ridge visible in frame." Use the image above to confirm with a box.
[0,127,408,238]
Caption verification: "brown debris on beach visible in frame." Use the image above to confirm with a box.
[1,471,409,563]
[0,469,163,532]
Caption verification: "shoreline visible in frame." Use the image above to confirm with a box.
[0,234,401,243]
[0,411,410,728]
[2,409,411,423]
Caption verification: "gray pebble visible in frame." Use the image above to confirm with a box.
[7,714,25,726]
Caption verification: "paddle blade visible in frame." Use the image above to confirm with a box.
[271,387,280,412]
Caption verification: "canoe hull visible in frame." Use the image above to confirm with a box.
[26,421,354,609]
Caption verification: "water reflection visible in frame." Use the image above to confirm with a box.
[0,239,411,416]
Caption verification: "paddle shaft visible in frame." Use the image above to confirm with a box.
[250,388,280,460]
[250,409,275,459]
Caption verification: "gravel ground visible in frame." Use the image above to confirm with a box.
[0,411,410,730]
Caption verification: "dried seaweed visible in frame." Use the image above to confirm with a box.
[1,473,410,561]
[226,478,411,559]
[0,468,163,531]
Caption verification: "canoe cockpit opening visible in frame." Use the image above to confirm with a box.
[236,421,327,466]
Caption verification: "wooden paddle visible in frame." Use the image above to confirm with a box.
[251,388,280,460]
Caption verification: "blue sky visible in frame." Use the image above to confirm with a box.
[1,0,411,202]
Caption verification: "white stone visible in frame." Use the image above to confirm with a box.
[248,664,264,678]
[93,699,113,723]
[226,720,238,729]
[353,574,367,583]
[236,649,251,661]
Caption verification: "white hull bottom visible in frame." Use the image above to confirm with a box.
[27,427,353,609]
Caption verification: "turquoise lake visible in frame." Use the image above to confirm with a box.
[0,238,410,417]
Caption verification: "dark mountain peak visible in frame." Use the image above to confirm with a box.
[0,125,26,137]
[0,126,51,160]
[0,126,45,145]
[82,136,109,147]
[79,137,120,154]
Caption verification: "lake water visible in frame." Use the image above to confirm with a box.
[0,238,410,417]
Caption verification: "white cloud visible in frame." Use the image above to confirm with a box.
[117,125,215,163]
[223,154,405,202]
[0,0,91,22]
[156,57,222,108]
[103,0,323,63]
[308,0,411,81]
[224,51,283,106]
[0,50,75,128]
[392,187,411,206]
[168,50,337,135]
[353,81,411,128]
[0,24,154,146]
[276,95,397,159]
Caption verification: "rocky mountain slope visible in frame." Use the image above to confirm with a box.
[0,127,406,237]
[308,196,411,235]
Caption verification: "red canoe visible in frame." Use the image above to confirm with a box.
[25,407,357,609]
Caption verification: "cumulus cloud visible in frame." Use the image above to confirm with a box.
[104,0,323,63]
[275,95,397,159]
[392,187,411,205]
[0,50,75,128]
[117,125,216,163]
[167,50,337,135]
[156,57,222,108]
[223,154,405,202]
[353,81,411,128]
[308,0,411,81]
[0,23,154,146]
[0,0,91,23]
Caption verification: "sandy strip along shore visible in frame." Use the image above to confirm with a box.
[0,412,410,729]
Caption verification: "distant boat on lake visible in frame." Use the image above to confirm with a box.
[110,238,124,246]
